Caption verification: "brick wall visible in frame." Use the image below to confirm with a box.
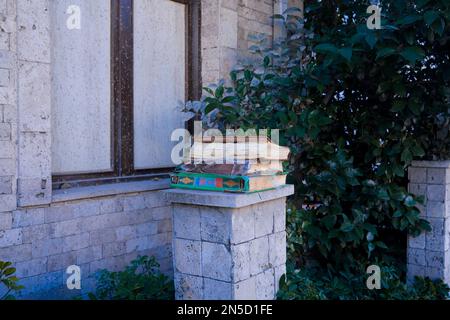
[0,0,298,299]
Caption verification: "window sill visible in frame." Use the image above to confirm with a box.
[52,178,171,203]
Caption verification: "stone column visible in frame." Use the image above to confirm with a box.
[164,185,294,300]
[407,161,450,285]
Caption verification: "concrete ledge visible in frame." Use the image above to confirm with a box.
[163,185,294,209]
[411,160,450,168]
[52,179,170,203]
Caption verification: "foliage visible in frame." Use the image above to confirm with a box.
[277,263,450,300]
[88,256,174,300]
[0,261,23,300]
[187,0,450,269]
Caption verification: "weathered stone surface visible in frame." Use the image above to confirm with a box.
[0,228,22,247]
[408,162,450,286]
[408,232,426,250]
[202,242,232,282]
[233,277,256,300]
[255,268,275,300]
[231,242,251,282]
[428,185,446,202]
[255,206,274,238]
[164,185,294,209]
[274,264,287,293]
[409,167,427,183]
[15,258,47,278]
[0,211,12,229]
[200,206,231,244]
[249,236,270,276]
[269,231,286,267]
[175,273,203,300]
[408,248,426,266]
[231,207,255,244]
[173,205,201,240]
[173,239,202,276]
[12,208,45,228]
[17,0,51,63]
[204,278,232,300]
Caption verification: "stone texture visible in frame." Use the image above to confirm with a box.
[200,206,231,243]
[269,231,287,267]
[407,162,450,285]
[173,205,201,240]
[255,268,275,300]
[255,206,274,238]
[202,242,232,282]
[173,239,202,276]
[233,277,256,300]
[231,242,251,282]
[204,278,232,300]
[169,185,293,300]
[175,273,203,300]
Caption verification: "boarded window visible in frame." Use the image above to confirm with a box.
[133,0,186,169]
[51,0,112,175]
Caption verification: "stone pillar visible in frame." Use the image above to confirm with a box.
[407,161,450,285]
[164,185,294,300]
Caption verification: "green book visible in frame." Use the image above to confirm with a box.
[170,172,287,193]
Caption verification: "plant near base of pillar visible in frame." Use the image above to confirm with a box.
[88,256,174,300]
[191,0,450,270]
[277,263,450,300]
[0,261,23,300]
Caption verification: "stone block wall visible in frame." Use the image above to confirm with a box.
[0,190,172,298]
[407,161,450,285]
[167,186,294,300]
[201,0,302,85]
[0,0,17,213]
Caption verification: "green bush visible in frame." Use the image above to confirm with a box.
[88,256,174,300]
[277,263,450,300]
[0,261,23,300]
[189,0,450,270]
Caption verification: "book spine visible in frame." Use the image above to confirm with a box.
[170,173,247,192]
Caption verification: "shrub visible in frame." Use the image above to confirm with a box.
[188,0,450,270]
[277,263,450,300]
[88,256,174,300]
[0,261,23,300]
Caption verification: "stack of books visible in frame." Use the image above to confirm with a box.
[170,135,290,193]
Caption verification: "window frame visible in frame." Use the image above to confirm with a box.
[52,0,201,189]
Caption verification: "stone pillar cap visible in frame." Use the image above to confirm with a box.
[411,160,450,168]
[163,185,294,209]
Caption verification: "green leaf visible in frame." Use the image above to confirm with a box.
[3,268,15,276]
[393,210,403,218]
[408,101,422,115]
[322,215,337,230]
[376,47,397,60]
[404,195,416,207]
[374,241,388,249]
[424,10,439,26]
[338,48,353,62]
[401,149,413,164]
[396,15,422,26]
[215,86,224,99]
[400,47,425,64]
[314,43,338,54]
[365,32,377,48]
[391,101,406,112]
[340,221,354,233]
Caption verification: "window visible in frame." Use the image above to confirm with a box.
[51,0,201,188]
